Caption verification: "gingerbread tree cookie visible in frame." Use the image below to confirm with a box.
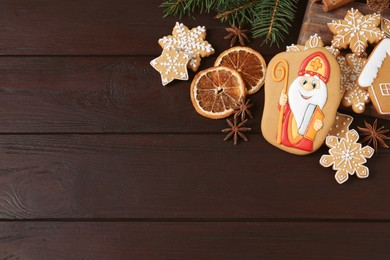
[159,22,215,72]
[328,8,384,57]
[320,129,374,184]
[150,48,190,86]
[340,54,370,113]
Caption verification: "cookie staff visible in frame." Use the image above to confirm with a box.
[271,59,289,144]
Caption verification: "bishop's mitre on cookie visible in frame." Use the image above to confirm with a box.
[261,48,341,155]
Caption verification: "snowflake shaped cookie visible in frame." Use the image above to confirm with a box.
[150,48,190,86]
[159,22,215,72]
[328,112,353,139]
[339,54,370,113]
[328,8,384,57]
[320,129,374,184]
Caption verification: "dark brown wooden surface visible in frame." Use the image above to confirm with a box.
[1,222,390,259]
[1,0,390,259]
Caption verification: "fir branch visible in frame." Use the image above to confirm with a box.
[215,0,257,20]
[267,0,280,42]
[214,0,256,25]
[252,0,298,46]
[161,0,298,47]
[161,0,217,18]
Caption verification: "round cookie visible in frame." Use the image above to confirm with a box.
[261,48,341,155]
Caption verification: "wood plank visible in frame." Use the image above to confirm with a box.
[0,0,307,56]
[0,133,389,220]
[0,221,390,259]
[0,56,266,133]
[0,56,384,133]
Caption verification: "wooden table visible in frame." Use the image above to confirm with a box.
[0,0,389,259]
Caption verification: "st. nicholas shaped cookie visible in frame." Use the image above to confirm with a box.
[261,48,341,155]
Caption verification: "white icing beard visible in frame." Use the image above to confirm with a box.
[288,76,328,127]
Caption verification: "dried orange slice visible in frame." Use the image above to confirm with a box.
[214,46,267,95]
[190,66,246,119]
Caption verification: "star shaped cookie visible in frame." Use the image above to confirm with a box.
[150,48,190,86]
[328,8,384,56]
[328,112,353,139]
[158,22,215,72]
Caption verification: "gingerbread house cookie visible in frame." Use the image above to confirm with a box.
[358,38,390,115]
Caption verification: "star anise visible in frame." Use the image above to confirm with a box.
[357,119,389,152]
[367,0,389,13]
[222,115,251,145]
[233,97,254,121]
[224,24,251,47]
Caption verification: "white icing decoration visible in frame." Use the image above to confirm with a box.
[159,22,214,60]
[358,38,390,87]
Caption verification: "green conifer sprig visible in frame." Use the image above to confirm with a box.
[253,0,298,46]
[161,0,298,46]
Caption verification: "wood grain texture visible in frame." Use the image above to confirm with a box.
[0,133,389,219]
[0,56,268,133]
[0,56,381,133]
[0,0,303,56]
[1,221,390,259]
[1,0,390,257]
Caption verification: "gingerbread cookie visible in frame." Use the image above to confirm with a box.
[320,129,374,184]
[328,8,384,57]
[336,56,349,97]
[340,54,370,113]
[382,18,390,37]
[328,112,353,139]
[358,38,390,115]
[261,48,341,155]
[150,48,190,86]
[286,34,340,57]
[158,22,215,72]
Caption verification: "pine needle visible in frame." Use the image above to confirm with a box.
[161,0,298,46]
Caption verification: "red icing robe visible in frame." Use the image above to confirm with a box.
[278,103,313,152]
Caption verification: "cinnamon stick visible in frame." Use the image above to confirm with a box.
[322,0,354,12]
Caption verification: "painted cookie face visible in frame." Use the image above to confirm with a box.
[261,48,341,155]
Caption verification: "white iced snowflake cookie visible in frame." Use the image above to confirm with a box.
[158,22,215,72]
[328,8,384,57]
[320,129,374,184]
